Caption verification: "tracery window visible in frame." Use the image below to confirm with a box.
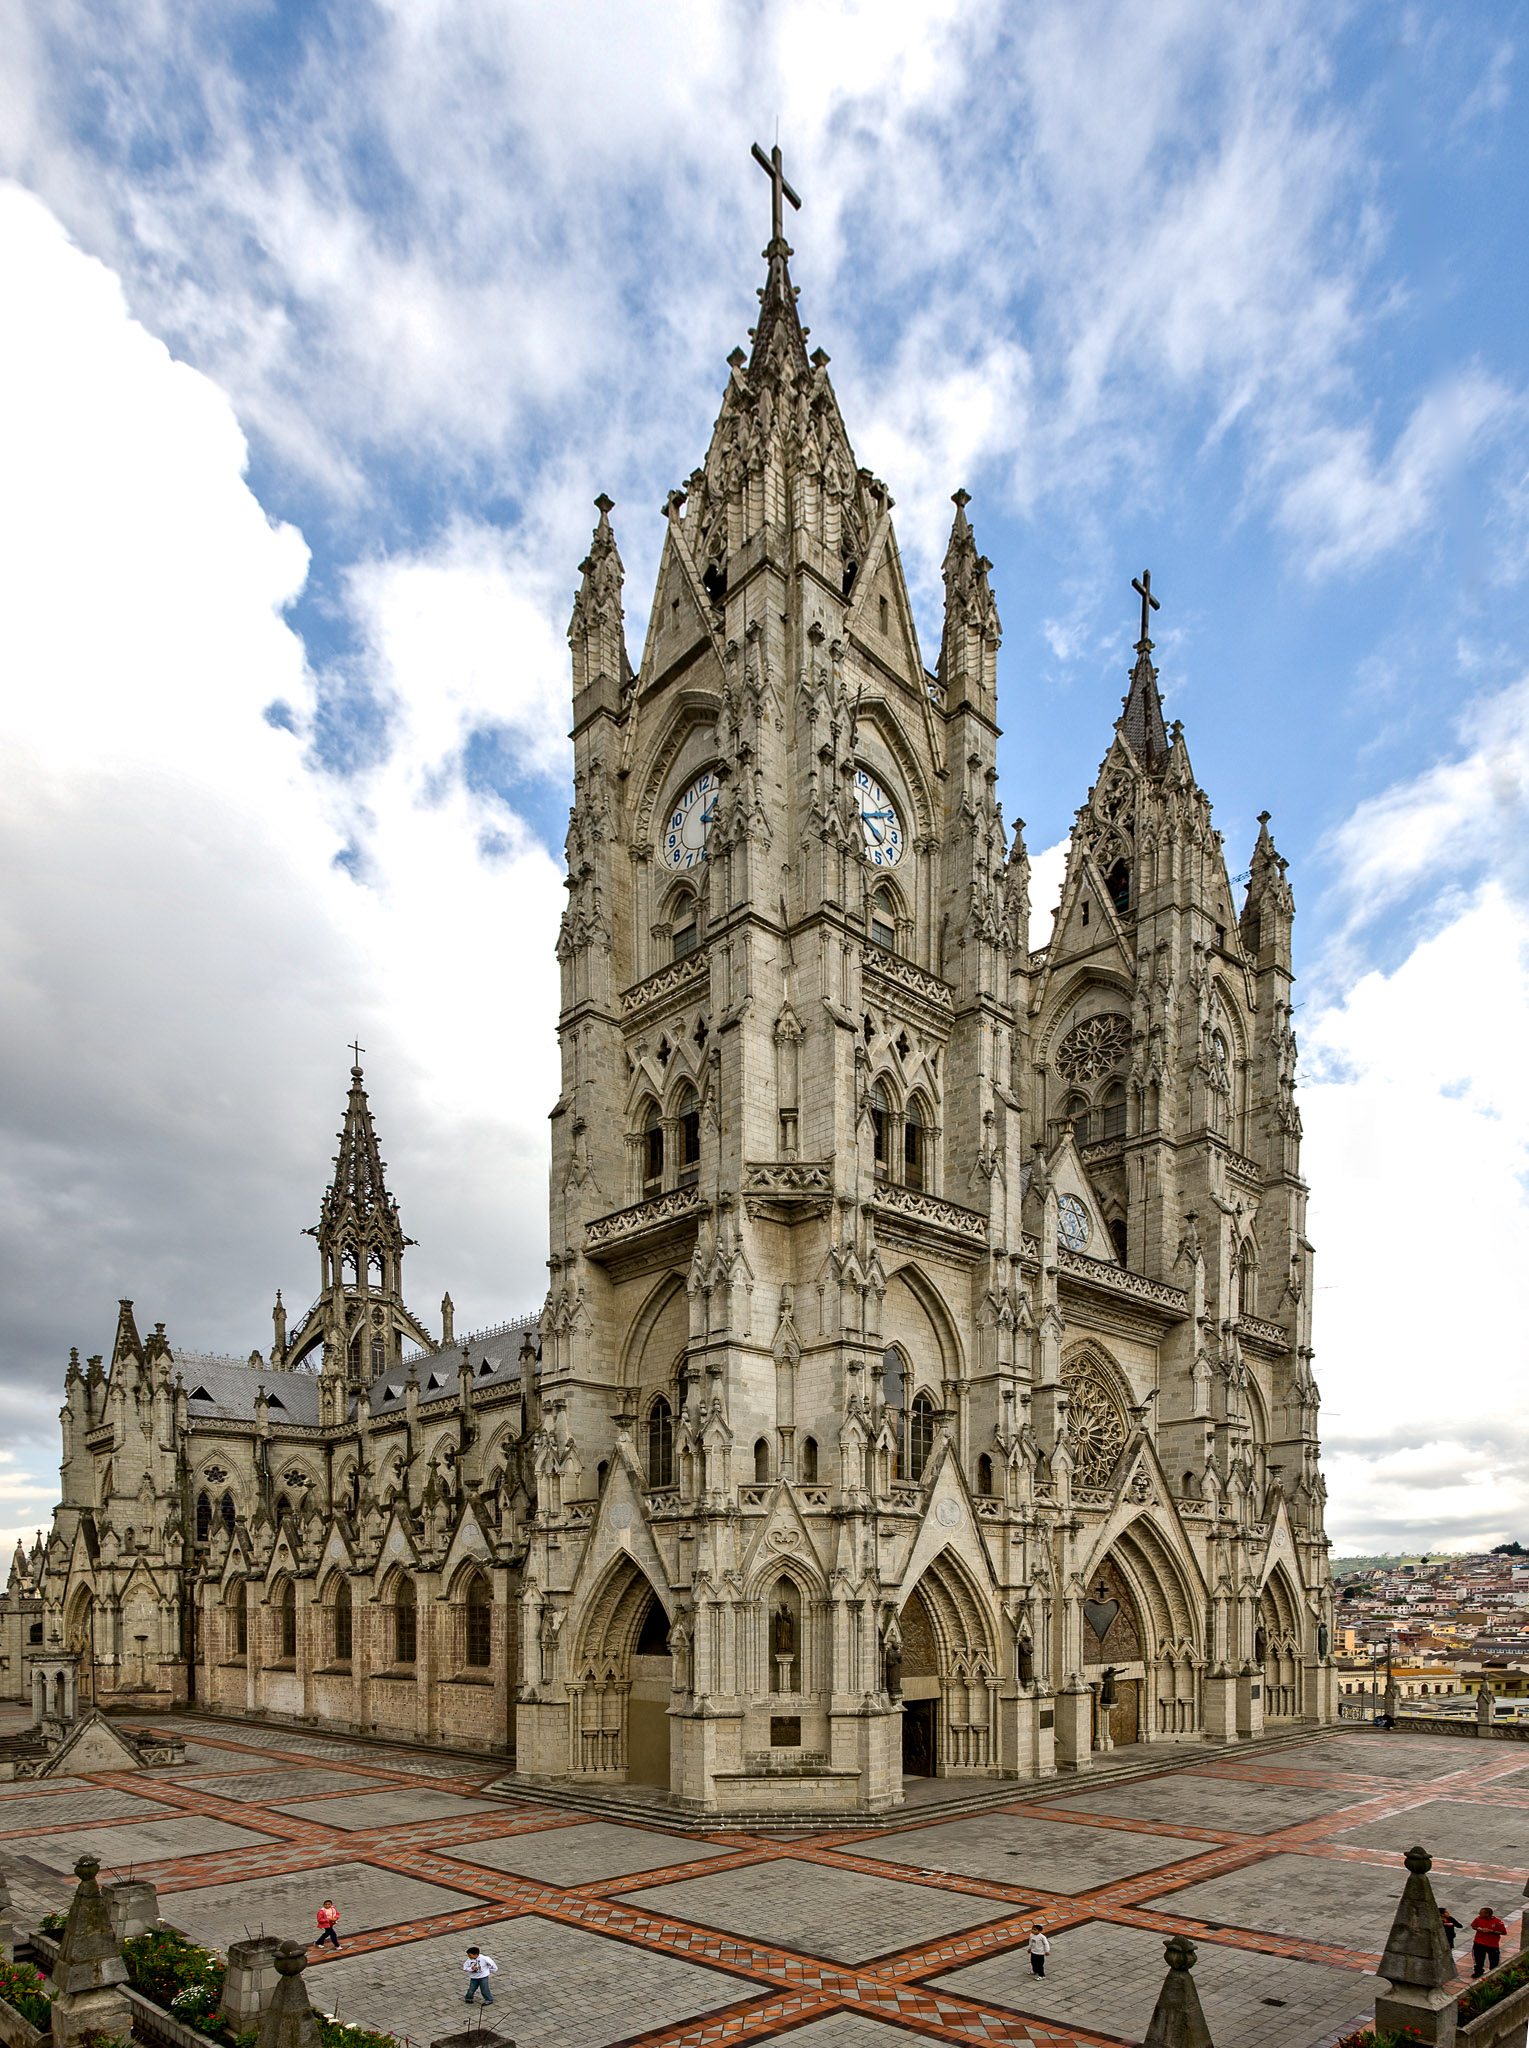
[195,1492,212,1544]
[278,1581,297,1661]
[881,1347,906,1471]
[907,1393,936,1481]
[1055,1014,1131,1084]
[393,1578,417,1665]
[219,1491,236,1533]
[228,1585,247,1657]
[1106,858,1131,913]
[677,1085,700,1186]
[641,1100,663,1196]
[1099,1080,1127,1141]
[1060,1351,1128,1487]
[465,1573,492,1667]
[903,1098,925,1190]
[333,1581,352,1662]
[647,1397,674,1489]
[872,1082,890,1174]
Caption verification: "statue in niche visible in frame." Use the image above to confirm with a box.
[771,1600,795,1659]
[882,1614,903,1700]
[1099,1665,1118,1707]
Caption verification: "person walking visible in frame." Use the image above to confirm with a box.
[315,1900,341,1951]
[1027,1927,1051,1977]
[463,1947,499,2004]
[1471,1906,1507,1979]
[1440,1908,1462,1955]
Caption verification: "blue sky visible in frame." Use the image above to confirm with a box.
[1,0,1527,1552]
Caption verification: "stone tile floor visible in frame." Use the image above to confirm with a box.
[0,1715,1521,2048]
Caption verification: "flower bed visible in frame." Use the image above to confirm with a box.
[0,1961,50,2032]
[1460,1952,1529,2024]
[122,1928,227,2037]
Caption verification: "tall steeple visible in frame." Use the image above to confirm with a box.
[1118,568,1169,774]
[281,1059,434,1381]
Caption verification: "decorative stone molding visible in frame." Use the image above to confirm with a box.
[869,1183,989,1246]
[586,1185,706,1249]
[1238,1314,1292,1351]
[620,949,710,1021]
[1057,1247,1190,1315]
[743,1161,834,1196]
[860,946,954,1016]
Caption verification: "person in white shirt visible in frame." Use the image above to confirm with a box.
[462,1947,499,2004]
[1027,1927,1051,1977]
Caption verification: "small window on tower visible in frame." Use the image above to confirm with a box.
[370,1337,384,1373]
[872,1082,890,1174]
[703,561,727,605]
[1082,899,1091,926]
[879,594,890,635]
[1106,859,1130,913]
[642,1101,664,1195]
[1110,1217,1129,1265]
[870,888,896,950]
[1100,1080,1127,1141]
[677,1086,700,1187]
[673,918,698,960]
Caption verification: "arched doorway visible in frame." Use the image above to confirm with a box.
[1259,1568,1302,1720]
[1080,1558,1143,1748]
[570,1559,672,1787]
[898,1551,999,1775]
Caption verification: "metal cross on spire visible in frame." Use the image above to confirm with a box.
[751,140,802,245]
[1132,569,1161,647]
[348,1039,365,1067]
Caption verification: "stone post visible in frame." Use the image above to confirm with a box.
[256,1940,323,2048]
[50,1854,132,2048]
[1143,1933,1213,2048]
[1373,1845,1459,2047]
[221,1935,283,2032]
[0,1874,12,1963]
[1478,1681,1495,1731]
[103,1876,159,1941]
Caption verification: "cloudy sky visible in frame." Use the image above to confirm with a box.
[1,1,1526,1557]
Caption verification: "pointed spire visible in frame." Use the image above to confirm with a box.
[1142,1935,1213,2048]
[322,1063,392,1233]
[746,140,809,384]
[938,490,1002,710]
[1118,568,1169,774]
[1239,810,1295,962]
[111,1301,143,1369]
[569,495,630,704]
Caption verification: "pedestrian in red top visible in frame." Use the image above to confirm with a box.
[315,1899,341,1951]
[1471,1907,1507,1978]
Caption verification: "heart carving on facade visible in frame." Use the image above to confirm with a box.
[1083,1594,1120,1643]
[767,1529,800,1549]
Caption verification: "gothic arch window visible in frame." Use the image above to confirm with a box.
[676,1084,700,1186]
[753,1437,770,1483]
[393,1577,417,1665]
[1106,858,1130,913]
[1109,1216,1129,1265]
[1099,1079,1127,1142]
[769,1575,801,1692]
[370,1336,385,1373]
[872,1081,892,1176]
[195,1492,212,1545]
[275,1493,292,1524]
[870,886,896,951]
[977,1452,994,1496]
[904,1095,927,1191]
[801,1435,819,1483]
[227,1583,247,1658]
[907,1392,936,1481]
[671,891,698,961]
[1238,1240,1258,1317]
[646,1397,674,1489]
[882,1347,907,1472]
[333,1581,353,1663]
[465,1572,493,1667]
[641,1099,664,1196]
[1060,1349,1129,1487]
[219,1491,236,1534]
[277,1581,297,1662]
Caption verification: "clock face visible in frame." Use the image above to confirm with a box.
[855,769,904,867]
[1057,1193,1091,1253]
[662,772,719,870]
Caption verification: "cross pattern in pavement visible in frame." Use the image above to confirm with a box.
[0,1718,1523,2048]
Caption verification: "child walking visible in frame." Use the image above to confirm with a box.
[315,1900,341,1951]
[463,1948,499,2003]
[1028,1927,1051,1977]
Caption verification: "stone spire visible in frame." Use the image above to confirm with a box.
[1373,1845,1459,2044]
[569,495,631,706]
[938,489,1002,713]
[1142,1934,1214,2047]
[1118,568,1169,774]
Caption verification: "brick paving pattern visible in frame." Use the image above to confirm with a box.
[0,1716,1522,2048]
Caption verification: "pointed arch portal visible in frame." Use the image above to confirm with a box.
[571,1556,672,1787]
[899,1549,999,1775]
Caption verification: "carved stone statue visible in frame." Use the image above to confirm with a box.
[771,1601,795,1658]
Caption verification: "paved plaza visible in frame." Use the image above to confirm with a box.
[0,1717,1524,2048]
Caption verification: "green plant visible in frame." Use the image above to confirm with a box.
[1459,1950,1529,2022]
[37,1912,66,1936]
[1335,2031,1428,2047]
[315,2015,401,2048]
[122,1927,225,2020]
[0,1958,53,2029]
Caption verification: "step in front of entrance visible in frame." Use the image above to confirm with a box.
[486,1723,1335,1834]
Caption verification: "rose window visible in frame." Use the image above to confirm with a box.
[1055,1014,1131,1084]
[1062,1355,1127,1487]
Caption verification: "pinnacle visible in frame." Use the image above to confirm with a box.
[1118,641,1170,776]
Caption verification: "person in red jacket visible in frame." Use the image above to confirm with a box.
[315,1899,341,1951]
[1471,1907,1507,1978]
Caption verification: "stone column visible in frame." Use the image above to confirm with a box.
[1143,1933,1214,2048]
[221,1935,282,2032]
[49,1854,132,2048]
[256,1940,323,2048]
[103,1877,159,1940]
[1372,1845,1459,2047]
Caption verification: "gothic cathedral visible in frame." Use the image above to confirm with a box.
[522,172,1335,1810]
[1,163,1334,1811]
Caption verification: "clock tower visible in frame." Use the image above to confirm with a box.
[515,154,1334,1812]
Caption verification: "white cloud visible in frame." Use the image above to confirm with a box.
[0,183,562,1519]
[1303,881,1529,1550]
[1026,835,1071,942]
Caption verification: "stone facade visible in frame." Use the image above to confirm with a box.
[0,195,1335,1806]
